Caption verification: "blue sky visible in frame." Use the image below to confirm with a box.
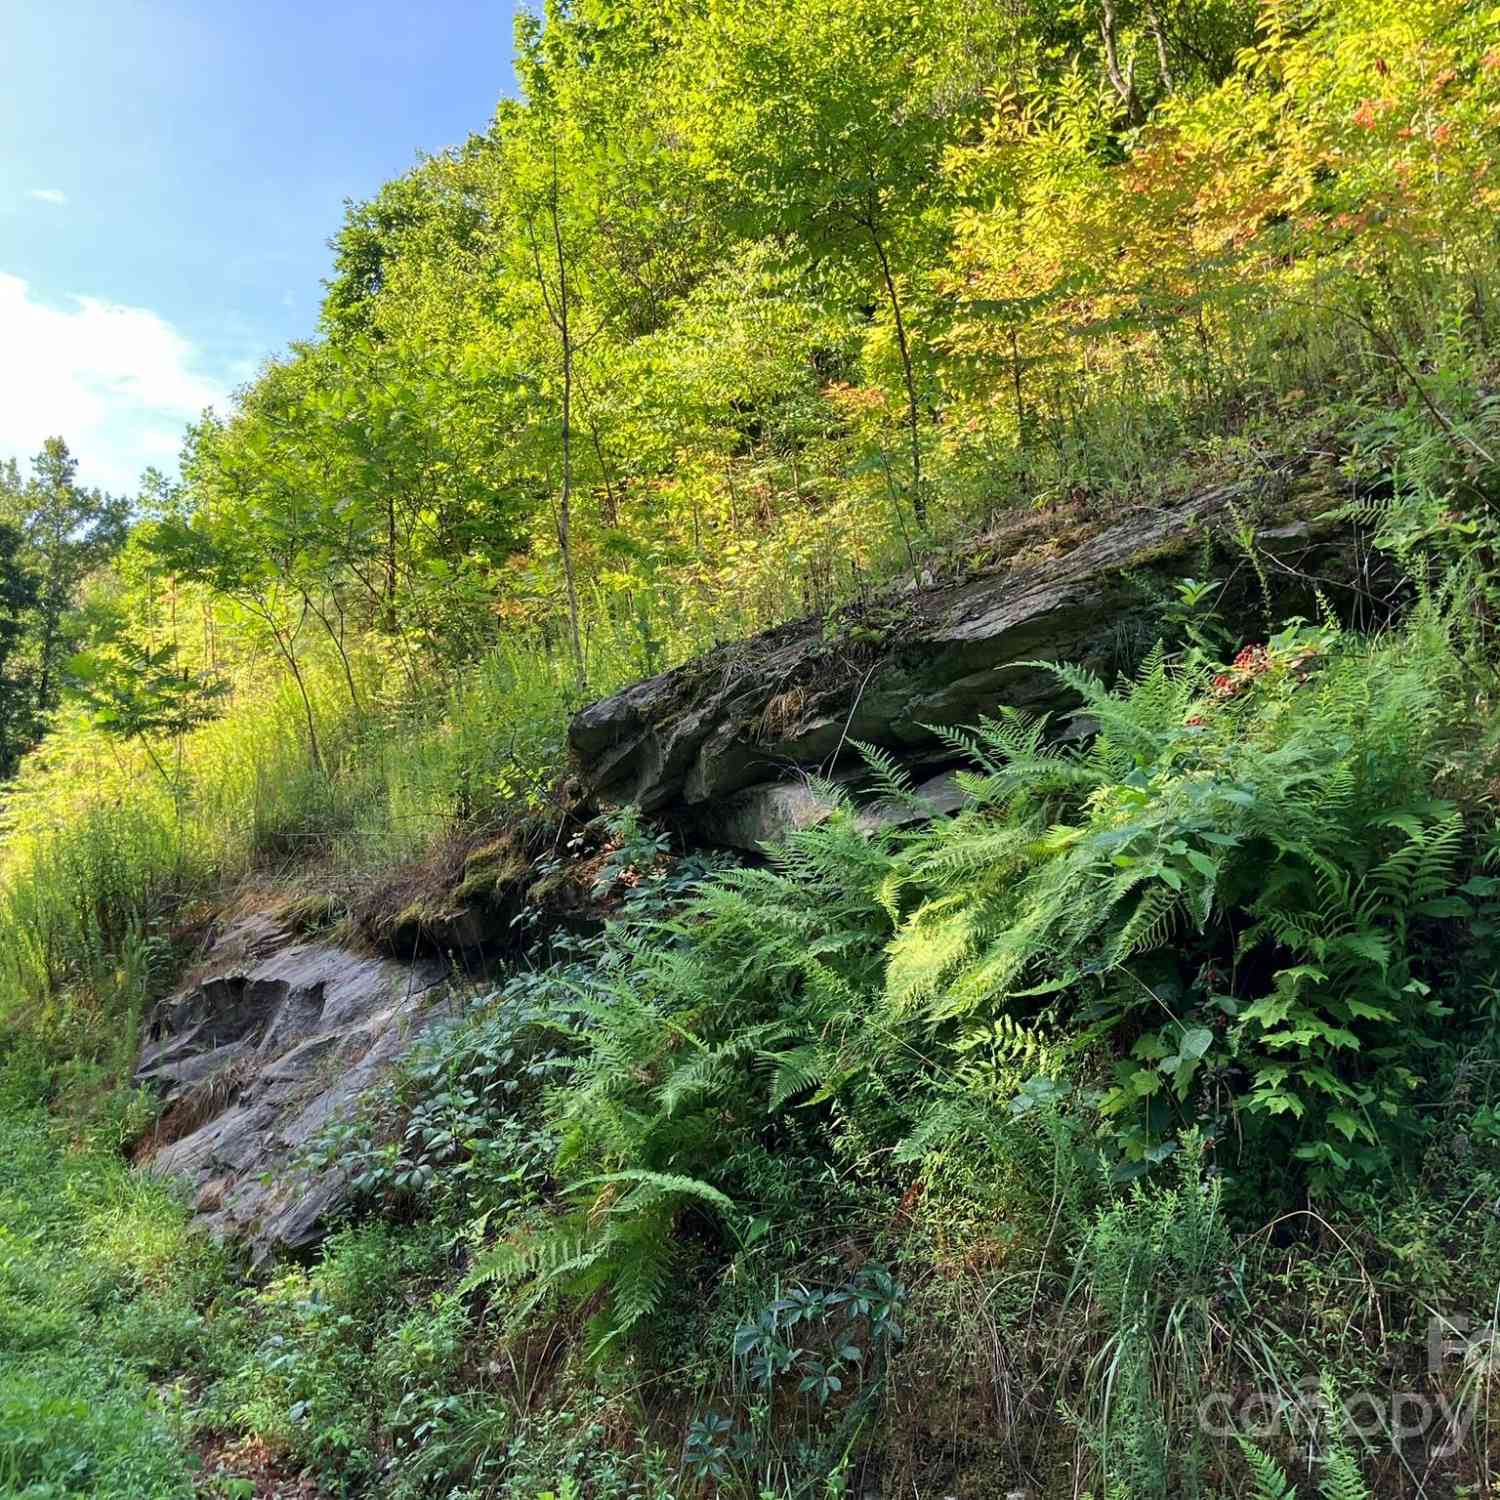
[0,0,520,494]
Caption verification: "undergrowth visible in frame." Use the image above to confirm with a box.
[0,1105,223,1499]
[12,572,1500,1496]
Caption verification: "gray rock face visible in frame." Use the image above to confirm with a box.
[570,478,1364,841]
[709,768,973,852]
[135,916,449,1259]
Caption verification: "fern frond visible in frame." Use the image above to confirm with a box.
[577,1170,735,1216]
[917,821,1037,876]
[1319,1445,1369,1500]
[763,1044,827,1110]
[597,1217,673,1350]
[1108,884,1181,965]
[851,738,925,808]
[458,1229,603,1298]
[1237,1437,1299,1500]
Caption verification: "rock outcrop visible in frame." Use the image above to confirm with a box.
[135,913,450,1259]
[136,471,1377,1256]
[570,476,1372,847]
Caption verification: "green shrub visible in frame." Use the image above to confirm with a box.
[461,805,908,1353]
[1069,1139,1230,1499]
[0,1362,191,1500]
[0,1110,209,1498]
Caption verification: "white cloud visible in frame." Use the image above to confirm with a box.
[27,188,68,206]
[0,272,229,495]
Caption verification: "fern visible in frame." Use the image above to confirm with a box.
[461,1173,734,1354]
[883,617,1473,1183]
[1238,1439,1298,1499]
[478,612,1478,1359]
[1306,1374,1369,1500]
[574,1169,735,1213]
[475,799,916,1352]
[849,738,931,818]
[1318,1448,1370,1500]
[763,1043,827,1110]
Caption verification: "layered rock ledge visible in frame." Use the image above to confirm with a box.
[570,475,1371,847]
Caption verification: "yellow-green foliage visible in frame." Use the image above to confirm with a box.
[5,5,1500,1499]
[8,0,1500,1057]
[0,582,740,1047]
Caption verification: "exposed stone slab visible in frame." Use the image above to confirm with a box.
[569,477,1365,831]
[704,768,974,851]
[135,917,449,1260]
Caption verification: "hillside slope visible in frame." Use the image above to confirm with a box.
[5,0,1500,1496]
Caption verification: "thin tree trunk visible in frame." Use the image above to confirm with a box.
[1146,4,1174,94]
[254,598,323,774]
[865,217,926,527]
[281,635,323,774]
[725,462,741,534]
[524,137,588,688]
[384,492,398,630]
[589,422,620,526]
[304,591,363,716]
[35,614,56,713]
[35,533,64,714]
[1099,0,1146,125]
[1010,328,1028,445]
[547,148,585,684]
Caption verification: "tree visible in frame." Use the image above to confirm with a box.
[153,411,336,773]
[322,146,494,342]
[0,520,40,778]
[67,637,229,794]
[2,438,128,721]
[514,131,586,681]
[684,0,970,526]
[499,19,611,686]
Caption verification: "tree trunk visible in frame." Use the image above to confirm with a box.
[34,532,65,714]
[1099,0,1147,126]
[590,422,620,527]
[548,147,585,686]
[283,638,324,775]
[305,591,363,716]
[257,598,323,774]
[384,491,398,631]
[866,218,925,528]
[1010,328,1028,446]
[1145,3,1174,94]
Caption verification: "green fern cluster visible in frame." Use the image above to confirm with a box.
[1239,1415,1373,1500]
[459,1168,734,1355]
[465,603,1487,1354]
[462,798,911,1353]
[883,606,1475,1184]
[1074,1140,1231,1498]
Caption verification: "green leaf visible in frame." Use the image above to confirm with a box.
[1178,1026,1214,1062]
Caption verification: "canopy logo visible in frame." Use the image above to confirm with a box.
[1195,1314,1500,1459]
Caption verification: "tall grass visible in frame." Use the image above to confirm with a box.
[0,592,747,1048]
[0,1105,216,1497]
[939,257,1500,528]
